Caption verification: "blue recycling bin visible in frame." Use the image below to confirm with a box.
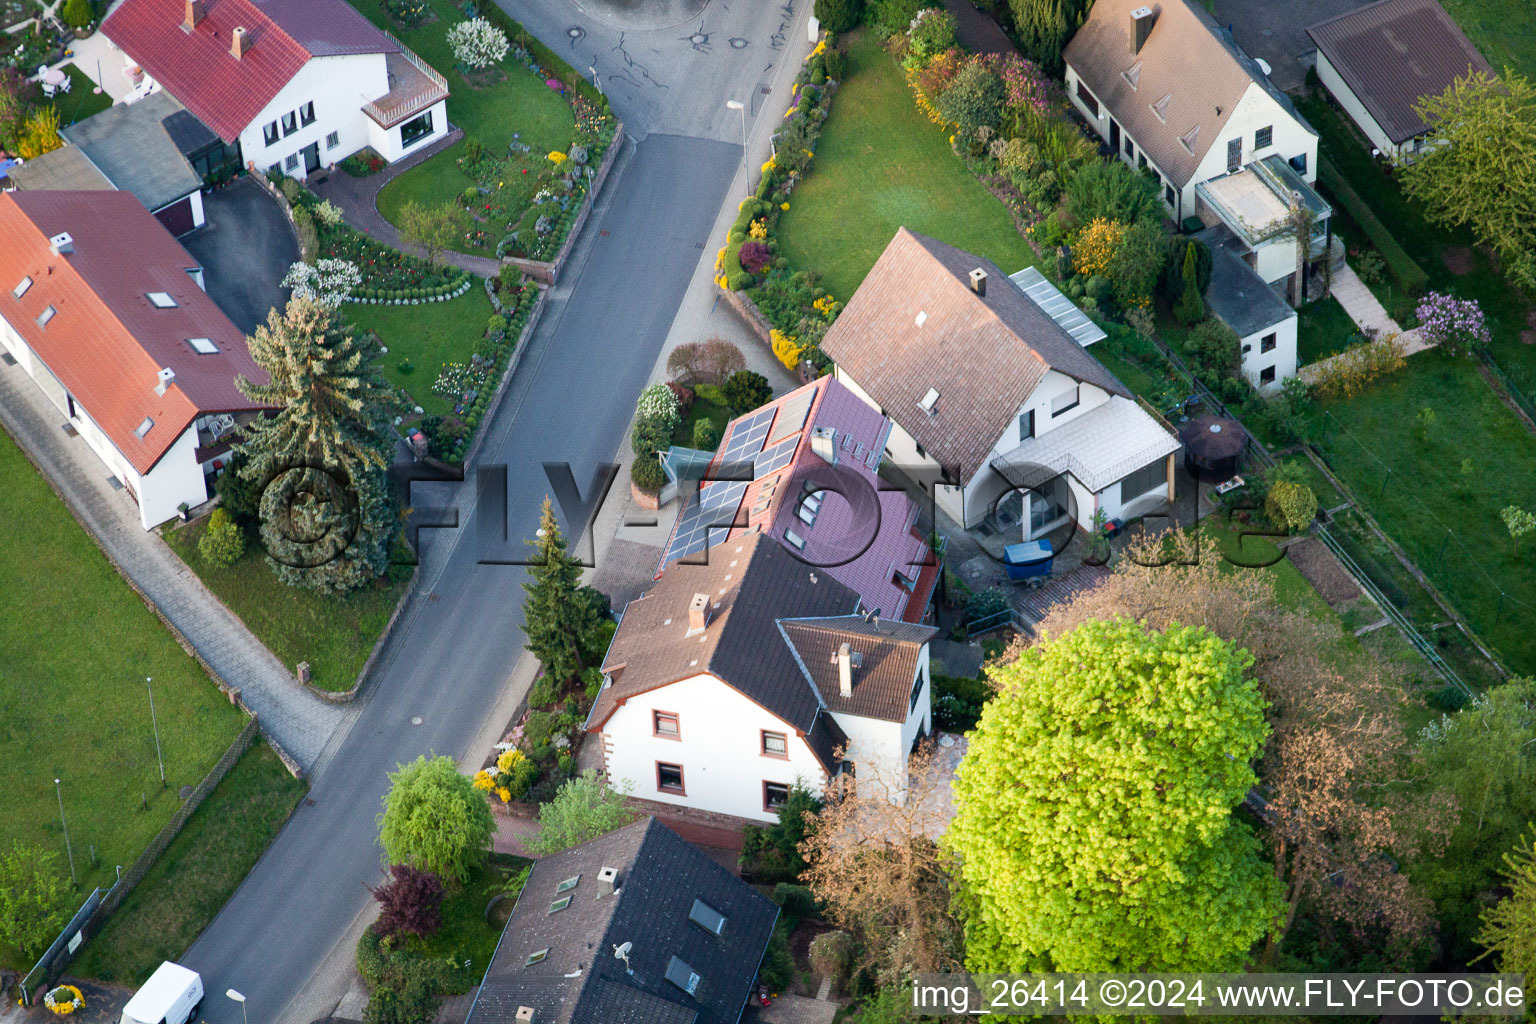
[1003,539,1054,580]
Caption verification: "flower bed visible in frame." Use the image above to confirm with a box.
[43,986,84,1016]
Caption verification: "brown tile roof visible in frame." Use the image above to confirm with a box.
[0,191,268,474]
[1307,0,1495,144]
[1064,0,1306,187]
[819,229,1128,483]
[779,617,938,723]
[592,533,857,768]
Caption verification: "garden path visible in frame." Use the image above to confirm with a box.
[309,128,506,280]
[1330,262,1427,351]
[0,353,345,770]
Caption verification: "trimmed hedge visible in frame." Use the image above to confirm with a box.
[1318,157,1429,297]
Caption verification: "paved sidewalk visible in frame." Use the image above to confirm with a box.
[0,359,345,769]
[308,129,505,279]
[1329,263,1426,351]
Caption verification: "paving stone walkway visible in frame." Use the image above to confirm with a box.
[308,129,504,280]
[1328,263,1427,351]
[0,359,344,769]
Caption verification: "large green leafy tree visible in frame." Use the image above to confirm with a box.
[1401,69,1536,291]
[521,498,601,684]
[1478,831,1536,977]
[945,618,1281,972]
[378,756,495,884]
[1414,677,1536,963]
[527,771,638,855]
[234,298,398,593]
[0,842,68,960]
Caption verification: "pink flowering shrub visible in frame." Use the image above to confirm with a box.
[1414,291,1491,357]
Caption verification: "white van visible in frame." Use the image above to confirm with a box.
[121,962,203,1024]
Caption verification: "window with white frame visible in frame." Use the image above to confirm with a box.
[1050,386,1080,417]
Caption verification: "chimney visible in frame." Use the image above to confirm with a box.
[184,0,205,30]
[48,231,73,255]
[514,1009,534,1024]
[1131,6,1157,53]
[598,865,620,893]
[230,26,250,59]
[810,425,837,464]
[837,642,853,698]
[968,267,987,296]
[686,592,710,634]
[155,367,176,395]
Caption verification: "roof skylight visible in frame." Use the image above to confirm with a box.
[188,337,219,354]
[688,898,727,936]
[36,305,55,328]
[13,276,32,299]
[147,292,178,308]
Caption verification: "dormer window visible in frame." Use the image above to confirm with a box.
[1121,62,1141,89]
[36,305,55,328]
[12,276,32,298]
[1179,125,1201,154]
[188,337,219,354]
[1150,93,1171,122]
[147,292,177,308]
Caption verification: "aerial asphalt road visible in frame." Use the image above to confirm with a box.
[180,1,812,1021]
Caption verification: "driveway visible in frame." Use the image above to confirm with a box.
[180,178,297,335]
[1213,0,1374,91]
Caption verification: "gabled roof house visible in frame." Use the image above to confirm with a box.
[658,375,941,624]
[821,229,1181,538]
[103,0,448,179]
[1063,0,1318,223]
[467,818,777,1024]
[0,190,269,529]
[589,533,938,823]
[1308,0,1495,163]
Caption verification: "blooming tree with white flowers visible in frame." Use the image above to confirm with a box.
[447,18,509,70]
[282,259,362,309]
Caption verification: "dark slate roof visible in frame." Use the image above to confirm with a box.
[1194,226,1296,338]
[161,108,220,157]
[1307,0,1496,144]
[252,0,399,57]
[820,229,1130,484]
[593,533,860,750]
[469,818,777,1024]
[60,92,203,211]
[779,617,938,723]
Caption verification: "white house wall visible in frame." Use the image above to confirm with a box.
[1093,453,1176,524]
[1314,52,1401,160]
[1252,235,1300,286]
[826,646,932,802]
[599,672,829,823]
[366,97,449,164]
[239,53,390,178]
[1238,311,1299,392]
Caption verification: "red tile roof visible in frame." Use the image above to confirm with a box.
[0,191,268,474]
[103,0,397,143]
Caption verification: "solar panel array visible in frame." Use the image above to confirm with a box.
[1009,266,1108,347]
[662,479,750,565]
[754,437,800,479]
[718,407,775,465]
[769,388,814,441]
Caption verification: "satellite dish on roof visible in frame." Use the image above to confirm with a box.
[614,942,633,974]
[1256,57,1272,76]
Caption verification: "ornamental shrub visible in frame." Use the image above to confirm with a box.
[721,370,772,413]
[937,59,1005,147]
[739,241,773,275]
[866,0,927,33]
[636,383,682,431]
[906,7,957,62]
[1266,480,1317,532]
[377,755,494,884]
[61,0,93,28]
[198,508,245,569]
[631,449,666,493]
[726,269,754,291]
[369,864,445,940]
[815,0,863,31]
[1414,291,1491,357]
[692,417,722,451]
[447,17,509,69]
[1064,158,1164,229]
[1173,242,1206,325]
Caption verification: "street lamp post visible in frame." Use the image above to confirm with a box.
[55,778,75,885]
[588,65,601,95]
[227,989,248,1024]
[147,676,165,787]
[725,100,747,197]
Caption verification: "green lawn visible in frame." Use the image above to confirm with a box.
[0,430,246,948]
[672,396,732,449]
[775,30,1039,300]
[71,741,306,985]
[1296,294,1360,366]
[45,65,112,126]
[406,854,530,992]
[347,283,496,417]
[1316,349,1536,674]
[162,518,411,692]
[352,0,575,254]
[1439,0,1536,80]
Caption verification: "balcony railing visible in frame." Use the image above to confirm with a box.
[362,36,448,128]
